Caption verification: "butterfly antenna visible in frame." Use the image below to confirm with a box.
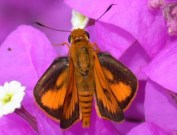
[33,22,71,33]
[95,4,116,21]
[85,4,116,28]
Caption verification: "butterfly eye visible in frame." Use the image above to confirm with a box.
[68,34,71,43]
[85,31,90,39]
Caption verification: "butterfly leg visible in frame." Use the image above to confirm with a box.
[53,42,71,56]
[91,43,100,53]
[53,42,71,49]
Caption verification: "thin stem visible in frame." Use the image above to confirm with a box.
[15,106,39,134]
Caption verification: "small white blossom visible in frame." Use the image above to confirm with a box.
[71,9,89,29]
[0,81,25,118]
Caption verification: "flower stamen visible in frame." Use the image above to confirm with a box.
[3,94,12,103]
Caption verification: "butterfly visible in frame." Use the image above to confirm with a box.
[33,28,138,129]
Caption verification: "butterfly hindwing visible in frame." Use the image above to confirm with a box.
[60,59,79,129]
[94,52,138,122]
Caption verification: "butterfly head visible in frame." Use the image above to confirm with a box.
[68,28,90,43]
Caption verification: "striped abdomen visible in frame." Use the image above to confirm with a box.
[78,90,93,127]
[71,44,95,127]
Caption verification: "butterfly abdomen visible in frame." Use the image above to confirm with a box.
[78,90,93,127]
[70,43,95,127]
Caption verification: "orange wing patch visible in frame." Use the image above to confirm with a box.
[41,70,68,109]
[41,88,66,110]
[102,68,132,102]
[110,82,131,102]
[102,67,114,80]
[94,73,121,114]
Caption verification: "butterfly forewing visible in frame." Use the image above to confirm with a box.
[34,57,80,128]
[98,53,138,110]
[93,52,137,122]
[34,57,69,120]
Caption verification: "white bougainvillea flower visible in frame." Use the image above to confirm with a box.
[71,9,89,29]
[0,81,25,118]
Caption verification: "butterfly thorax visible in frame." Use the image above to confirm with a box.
[70,38,95,127]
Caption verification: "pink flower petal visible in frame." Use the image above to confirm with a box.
[0,1,72,50]
[113,121,139,135]
[127,122,171,135]
[143,40,177,93]
[89,22,136,59]
[145,80,177,132]
[65,0,112,20]
[0,25,57,113]
[0,113,38,135]
[119,42,150,80]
